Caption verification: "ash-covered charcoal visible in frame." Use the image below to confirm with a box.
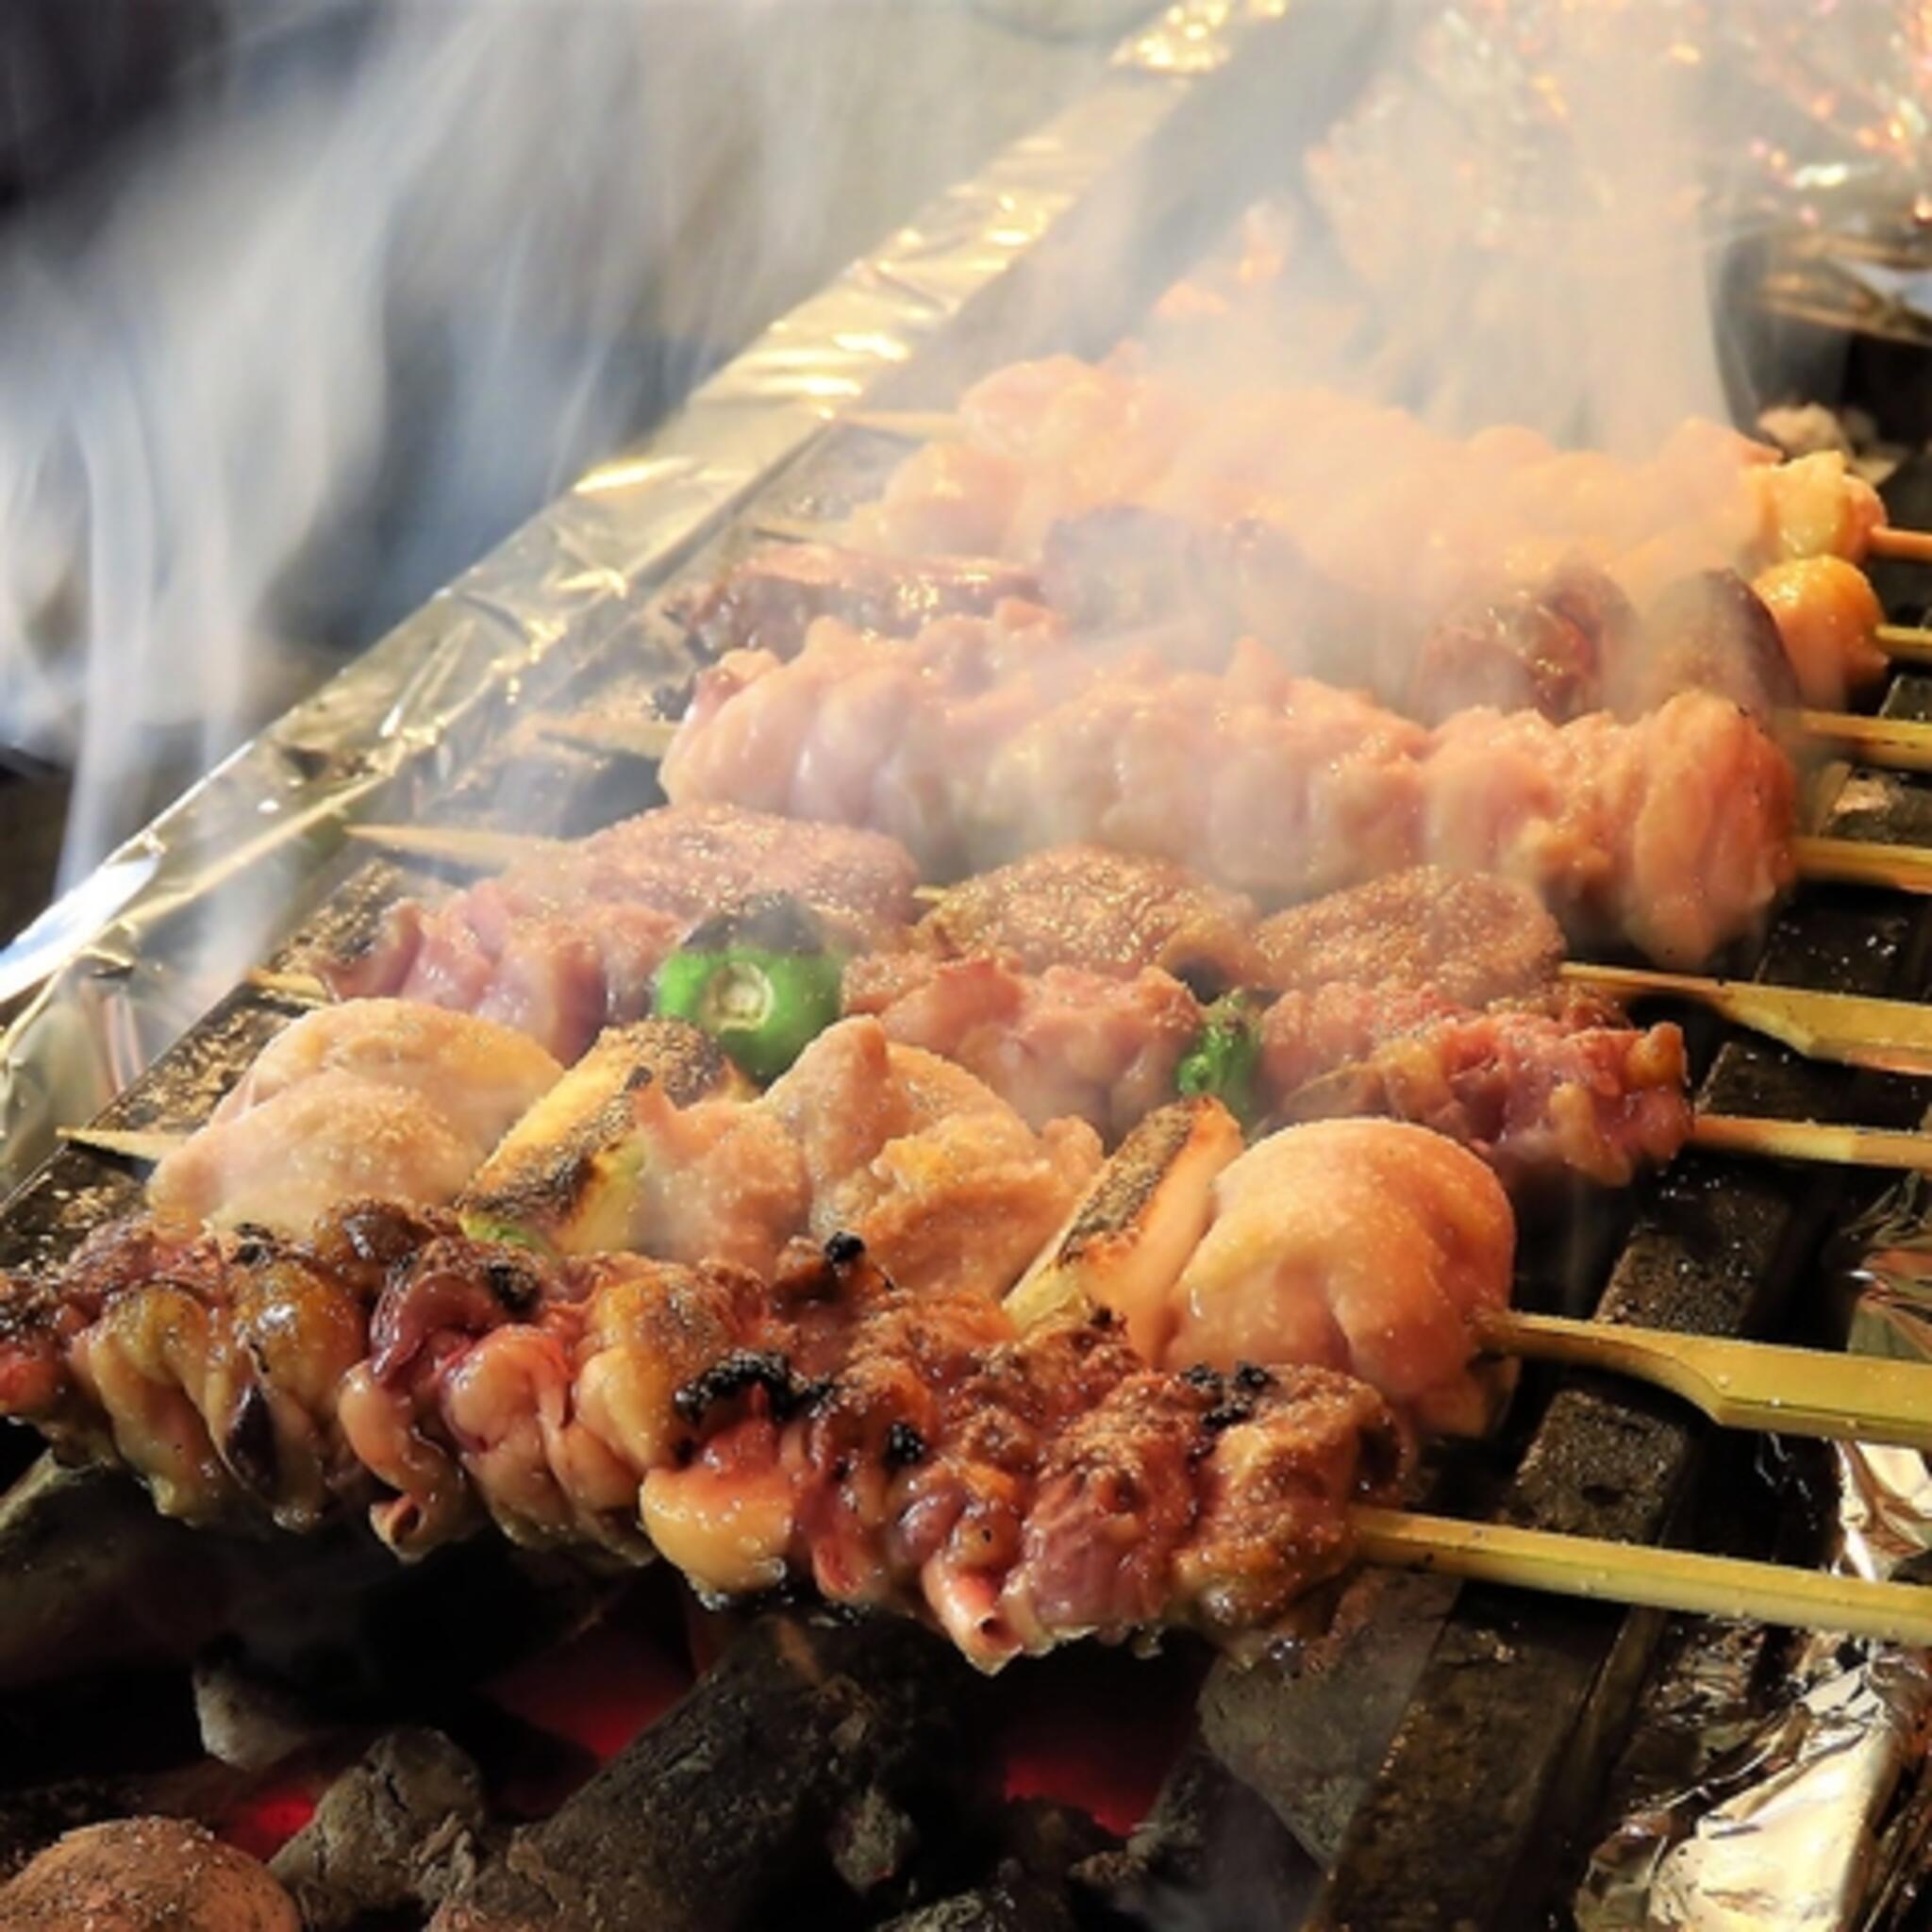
[432,1613,974,1932]
[271,1728,488,1932]
[873,1875,1079,1932]
[192,1653,327,1773]
[0,1818,300,1931]
[1075,1745,1314,1930]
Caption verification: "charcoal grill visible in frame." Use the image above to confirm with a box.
[4,3,1932,1924]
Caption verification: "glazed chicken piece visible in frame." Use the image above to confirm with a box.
[663,611,1796,968]
[147,1002,562,1235]
[319,804,921,1060]
[1255,866,1564,1008]
[843,951,1201,1141]
[913,841,1264,991]
[0,1202,436,1529]
[762,1016,1101,1302]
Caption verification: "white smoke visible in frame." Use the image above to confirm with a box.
[0,0,1097,890]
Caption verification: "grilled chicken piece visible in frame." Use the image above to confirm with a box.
[148,1002,562,1236]
[1753,554,1889,709]
[762,1017,1101,1303]
[1170,1120,1517,1438]
[843,952,1201,1141]
[319,805,921,1060]
[669,540,1041,658]
[663,613,1794,968]
[1262,988,1691,1190]
[0,1203,437,1528]
[1255,866,1564,1008]
[913,841,1264,991]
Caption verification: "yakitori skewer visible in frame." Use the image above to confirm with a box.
[336,817,1932,1095]
[1558,961,1932,1078]
[1795,709,1932,774]
[537,714,680,760]
[1355,1507,1932,1646]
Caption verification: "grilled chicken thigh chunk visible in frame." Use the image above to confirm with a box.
[148,1002,561,1235]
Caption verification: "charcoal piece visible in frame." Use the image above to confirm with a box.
[270,1729,487,1931]
[874,1873,1079,1932]
[1196,1567,1458,1863]
[0,1817,300,1930]
[432,1613,971,1932]
[192,1656,324,1773]
[1076,1744,1314,1931]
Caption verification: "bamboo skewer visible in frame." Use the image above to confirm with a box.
[1688,1113,1932,1174]
[1870,527,1932,566]
[57,1125,185,1163]
[1353,1507,1932,1646]
[248,968,332,1006]
[1476,1309,1932,1451]
[344,824,572,871]
[537,715,680,761]
[1793,709,1932,774]
[1795,835,1932,895]
[839,408,962,441]
[1876,624,1932,666]
[1558,961,1932,1077]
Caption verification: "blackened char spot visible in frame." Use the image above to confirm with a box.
[675,1349,817,1425]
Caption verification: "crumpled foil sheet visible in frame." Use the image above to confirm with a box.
[0,0,1276,1201]
[1577,1173,1932,1932]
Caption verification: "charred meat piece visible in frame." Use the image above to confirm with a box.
[149,1002,562,1236]
[1259,985,1691,1191]
[668,540,1041,659]
[1255,866,1564,1009]
[913,841,1263,992]
[663,612,1795,968]
[319,805,921,1061]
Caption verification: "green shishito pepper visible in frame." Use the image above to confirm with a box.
[1175,992,1263,1127]
[653,894,844,1082]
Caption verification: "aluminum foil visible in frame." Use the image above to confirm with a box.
[0,0,1280,1201]
[1576,1174,1932,1932]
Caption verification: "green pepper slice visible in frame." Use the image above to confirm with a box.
[1175,992,1263,1129]
[653,894,843,1082]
